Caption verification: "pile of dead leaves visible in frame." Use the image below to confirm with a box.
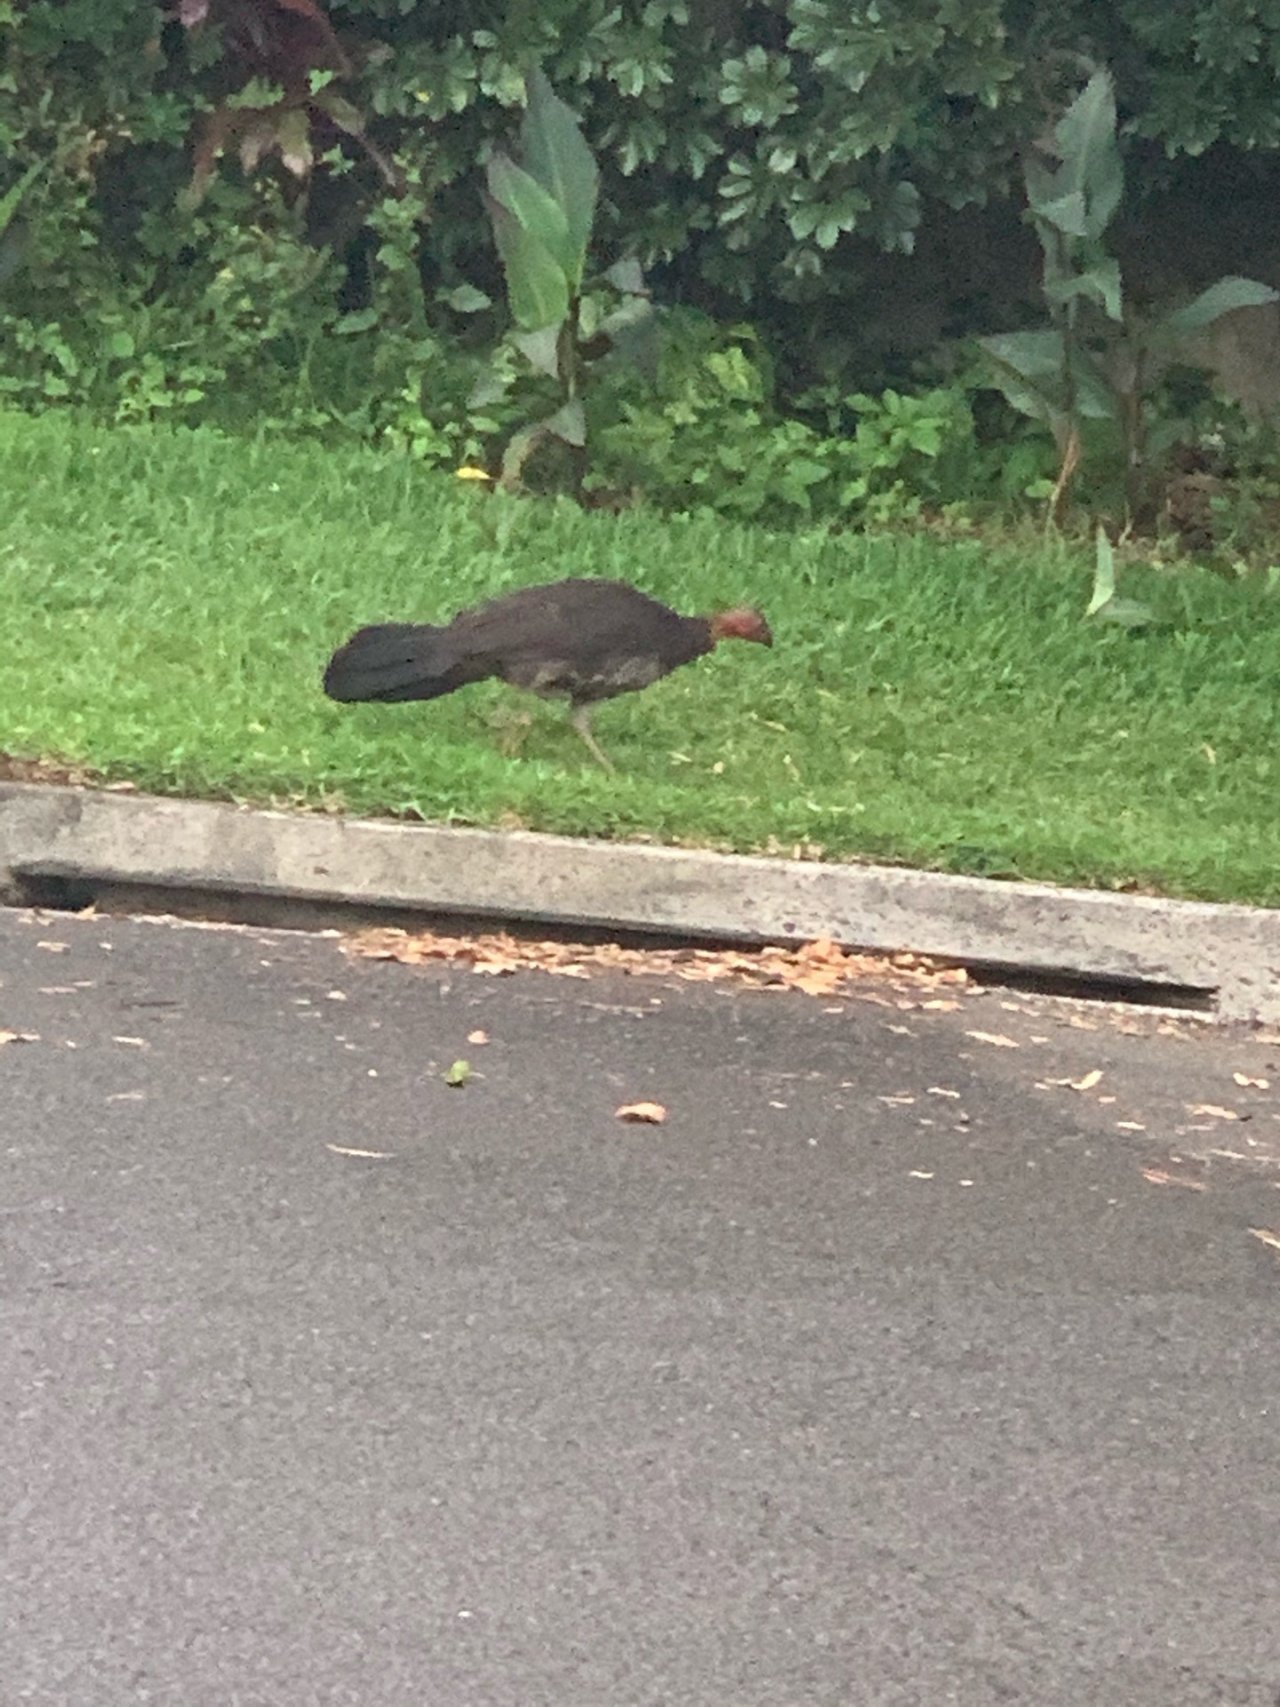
[343,926,970,1003]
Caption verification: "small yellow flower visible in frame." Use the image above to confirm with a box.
[455,465,492,481]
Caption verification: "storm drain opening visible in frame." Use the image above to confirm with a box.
[4,871,1220,1017]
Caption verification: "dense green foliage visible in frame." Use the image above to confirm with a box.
[3,408,1278,902]
[7,1,1280,380]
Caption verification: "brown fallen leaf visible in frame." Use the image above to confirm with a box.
[344,926,971,1002]
[326,1143,395,1159]
[965,1030,1020,1049]
[467,1029,490,1045]
[1187,1103,1239,1121]
[0,1028,39,1045]
[1142,1168,1208,1191]
[1233,1073,1270,1090]
[615,1101,667,1124]
[36,941,68,954]
[1248,1228,1280,1255]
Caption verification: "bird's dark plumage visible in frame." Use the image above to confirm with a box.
[323,576,772,769]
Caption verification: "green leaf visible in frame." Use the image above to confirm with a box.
[484,192,570,331]
[604,256,646,295]
[542,397,586,447]
[1033,189,1089,238]
[520,68,598,289]
[334,307,378,335]
[1050,69,1123,238]
[1089,597,1158,629]
[979,329,1068,383]
[1158,276,1280,340]
[445,1059,472,1087]
[1086,526,1116,615]
[446,283,493,313]
[598,295,659,379]
[510,324,561,377]
[1044,256,1123,322]
[312,87,364,137]
[106,330,136,359]
[0,158,48,237]
[1086,529,1156,627]
[486,154,575,278]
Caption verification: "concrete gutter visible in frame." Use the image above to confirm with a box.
[1,780,1277,1022]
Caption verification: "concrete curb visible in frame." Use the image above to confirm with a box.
[1,781,1277,1022]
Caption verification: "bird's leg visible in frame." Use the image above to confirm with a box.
[569,703,616,773]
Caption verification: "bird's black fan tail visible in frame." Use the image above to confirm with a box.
[322,622,461,703]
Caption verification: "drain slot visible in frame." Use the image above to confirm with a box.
[6,872,1221,1016]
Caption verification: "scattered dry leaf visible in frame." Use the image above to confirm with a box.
[326,1143,395,1159]
[927,1086,960,1099]
[907,1169,935,1180]
[1187,1104,1239,1121]
[344,926,971,1002]
[112,1036,148,1049]
[0,1028,39,1045]
[36,941,68,954]
[1248,1228,1280,1255]
[965,1030,1020,1049]
[1115,1121,1146,1132]
[1045,1069,1104,1092]
[467,1029,490,1045]
[1142,1168,1208,1191]
[615,1101,667,1124]
[1233,1073,1269,1090]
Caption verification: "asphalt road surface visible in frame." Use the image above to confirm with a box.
[2,904,1278,1707]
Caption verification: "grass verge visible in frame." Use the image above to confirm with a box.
[1,407,1277,905]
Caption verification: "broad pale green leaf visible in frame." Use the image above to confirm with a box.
[1088,596,1158,629]
[485,192,570,331]
[604,256,646,294]
[1159,276,1280,340]
[510,324,562,377]
[520,68,598,289]
[978,329,1068,383]
[1052,69,1123,237]
[1069,352,1118,420]
[446,283,492,313]
[598,295,660,379]
[1044,256,1123,322]
[542,397,586,447]
[1086,526,1116,615]
[1034,189,1089,238]
[486,154,575,279]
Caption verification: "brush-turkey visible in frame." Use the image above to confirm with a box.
[322,576,772,771]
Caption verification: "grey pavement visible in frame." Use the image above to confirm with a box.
[1,904,1278,1707]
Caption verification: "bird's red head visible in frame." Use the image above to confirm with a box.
[710,607,773,647]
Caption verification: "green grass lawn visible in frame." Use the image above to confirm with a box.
[1,407,1277,904]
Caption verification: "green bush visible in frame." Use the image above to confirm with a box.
[6,0,1280,515]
